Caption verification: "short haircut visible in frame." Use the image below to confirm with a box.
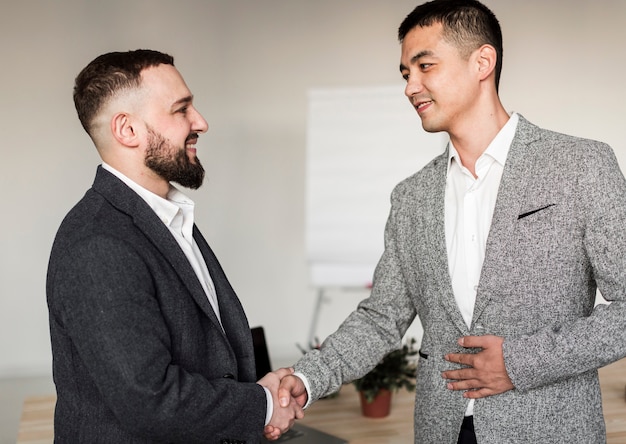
[73,49,174,136]
[398,0,503,91]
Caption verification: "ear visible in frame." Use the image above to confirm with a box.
[476,44,497,83]
[110,112,140,148]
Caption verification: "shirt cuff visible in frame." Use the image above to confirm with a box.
[261,385,272,426]
[293,371,313,409]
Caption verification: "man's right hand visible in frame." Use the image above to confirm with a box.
[259,370,305,441]
[278,374,308,408]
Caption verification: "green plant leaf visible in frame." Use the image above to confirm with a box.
[352,337,418,403]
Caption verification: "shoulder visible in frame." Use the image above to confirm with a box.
[54,188,129,245]
[517,115,614,161]
[391,151,448,201]
[49,186,149,280]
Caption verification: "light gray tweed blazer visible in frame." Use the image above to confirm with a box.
[294,116,626,443]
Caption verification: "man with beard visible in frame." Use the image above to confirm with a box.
[46,49,302,443]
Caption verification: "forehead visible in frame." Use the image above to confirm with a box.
[139,64,192,106]
[400,23,455,65]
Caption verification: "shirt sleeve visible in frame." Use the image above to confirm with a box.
[293,371,313,409]
[261,385,273,425]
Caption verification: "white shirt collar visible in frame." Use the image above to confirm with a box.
[101,163,195,236]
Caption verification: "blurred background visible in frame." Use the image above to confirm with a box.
[1,0,624,387]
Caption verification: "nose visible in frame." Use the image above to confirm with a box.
[191,106,209,133]
[404,73,423,99]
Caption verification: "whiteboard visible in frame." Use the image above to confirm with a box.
[306,85,447,287]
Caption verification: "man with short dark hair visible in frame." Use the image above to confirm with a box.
[277,2,626,443]
[47,49,302,443]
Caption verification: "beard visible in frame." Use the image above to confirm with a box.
[144,126,205,190]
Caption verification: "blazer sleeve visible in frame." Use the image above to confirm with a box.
[294,184,418,401]
[48,233,267,442]
[503,141,626,392]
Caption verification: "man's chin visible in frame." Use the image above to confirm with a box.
[175,169,205,190]
[171,175,204,190]
[180,181,203,190]
[186,152,199,164]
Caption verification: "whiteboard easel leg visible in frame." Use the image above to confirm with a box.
[307,288,325,347]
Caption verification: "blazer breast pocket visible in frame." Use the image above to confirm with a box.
[514,202,565,260]
[517,203,556,220]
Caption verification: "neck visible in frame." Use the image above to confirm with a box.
[102,154,170,199]
[448,101,510,177]
[134,169,171,199]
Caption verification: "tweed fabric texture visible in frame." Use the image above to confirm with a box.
[47,167,266,443]
[295,116,626,443]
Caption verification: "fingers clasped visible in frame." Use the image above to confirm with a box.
[260,368,307,441]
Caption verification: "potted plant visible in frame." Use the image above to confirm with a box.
[352,337,418,418]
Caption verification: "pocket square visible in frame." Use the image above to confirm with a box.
[518,203,556,219]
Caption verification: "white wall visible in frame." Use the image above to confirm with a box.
[1,0,625,377]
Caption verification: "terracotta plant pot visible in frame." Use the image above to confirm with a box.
[359,388,392,418]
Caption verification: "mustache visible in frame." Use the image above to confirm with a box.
[185,133,199,143]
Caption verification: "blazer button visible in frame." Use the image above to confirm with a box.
[222,373,235,379]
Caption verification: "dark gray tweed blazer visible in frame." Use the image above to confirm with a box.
[47,166,265,443]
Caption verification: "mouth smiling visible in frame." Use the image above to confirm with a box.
[185,133,199,152]
[414,99,433,112]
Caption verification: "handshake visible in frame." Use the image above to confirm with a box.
[257,367,309,441]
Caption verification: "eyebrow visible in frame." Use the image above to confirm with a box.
[171,95,193,110]
[399,50,435,72]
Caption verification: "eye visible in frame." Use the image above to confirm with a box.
[401,72,409,82]
[177,106,189,114]
[419,63,433,71]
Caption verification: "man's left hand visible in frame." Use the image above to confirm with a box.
[441,335,514,399]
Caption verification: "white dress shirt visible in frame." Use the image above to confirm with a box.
[445,112,519,416]
[101,163,222,324]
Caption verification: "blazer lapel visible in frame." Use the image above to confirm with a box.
[417,148,470,334]
[193,227,255,380]
[92,167,225,333]
[473,116,542,324]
